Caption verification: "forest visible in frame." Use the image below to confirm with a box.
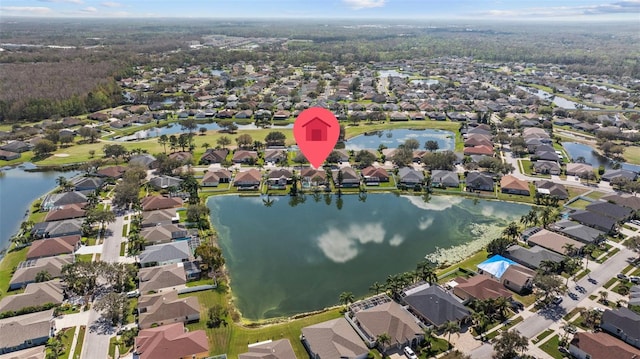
[0,18,638,123]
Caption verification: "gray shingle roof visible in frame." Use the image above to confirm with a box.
[403,285,470,327]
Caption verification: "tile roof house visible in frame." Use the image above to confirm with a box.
[96,165,127,179]
[138,263,187,294]
[361,166,390,184]
[41,192,88,211]
[239,339,297,359]
[0,141,32,153]
[43,204,86,222]
[0,309,54,354]
[70,176,104,191]
[140,196,183,212]
[26,235,81,260]
[9,255,74,290]
[31,219,83,239]
[301,318,369,359]
[334,167,360,188]
[0,345,45,359]
[526,229,584,255]
[398,167,424,186]
[534,180,568,200]
[137,290,200,329]
[601,169,638,182]
[503,244,564,270]
[0,280,64,314]
[140,224,188,245]
[452,275,513,302]
[463,145,494,156]
[500,265,535,294]
[586,201,633,222]
[466,172,494,192]
[232,150,259,164]
[569,332,640,359]
[267,169,293,189]
[601,193,640,211]
[141,209,179,228]
[0,150,20,161]
[201,169,232,187]
[533,160,561,175]
[264,149,288,164]
[431,170,460,188]
[403,285,471,327]
[570,210,617,233]
[128,154,157,169]
[300,168,327,187]
[500,175,530,196]
[139,241,191,268]
[134,322,209,359]
[351,299,423,349]
[199,149,229,164]
[234,169,262,189]
[600,308,640,349]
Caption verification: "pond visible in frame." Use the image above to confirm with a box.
[562,142,640,173]
[378,69,409,78]
[115,122,294,141]
[207,193,530,320]
[410,79,439,86]
[517,86,596,110]
[345,128,455,151]
[0,164,79,255]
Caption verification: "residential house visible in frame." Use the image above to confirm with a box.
[361,166,389,184]
[267,169,293,189]
[301,318,369,359]
[601,193,640,211]
[431,170,460,188]
[140,224,188,245]
[586,201,633,222]
[264,149,287,164]
[0,150,20,161]
[96,165,127,179]
[70,177,104,192]
[402,284,471,327]
[500,265,535,294]
[500,175,530,196]
[398,167,424,186]
[41,192,87,211]
[201,169,232,187]
[551,220,606,244]
[43,204,86,222]
[138,263,187,294]
[463,145,494,156]
[569,332,640,359]
[0,280,64,314]
[570,210,618,233]
[533,161,561,175]
[0,309,54,354]
[139,241,191,268]
[535,180,568,200]
[239,339,297,359]
[600,308,640,349]
[140,196,183,212]
[137,290,200,329]
[9,255,74,290]
[300,168,328,187]
[534,150,560,162]
[168,151,192,163]
[128,154,157,169]
[149,175,183,190]
[141,209,179,228]
[232,150,259,164]
[26,235,81,260]
[452,275,513,303]
[0,345,45,359]
[503,244,564,270]
[332,150,350,163]
[134,322,209,359]
[234,169,262,189]
[466,172,494,192]
[601,169,638,182]
[350,297,423,349]
[566,163,594,177]
[199,149,229,165]
[333,167,360,188]
[31,219,82,239]
[526,229,584,255]
[0,141,32,153]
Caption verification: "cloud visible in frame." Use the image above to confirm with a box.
[100,1,123,7]
[38,0,83,3]
[481,1,640,17]
[389,234,404,247]
[0,6,53,15]
[343,0,386,10]
[80,6,97,13]
[418,217,434,231]
[316,223,386,263]
[403,195,464,212]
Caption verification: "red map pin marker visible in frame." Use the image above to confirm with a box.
[293,107,340,168]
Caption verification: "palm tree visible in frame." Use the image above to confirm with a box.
[56,176,68,192]
[202,142,211,150]
[502,221,521,242]
[338,291,355,307]
[442,321,460,347]
[376,333,392,357]
[599,290,609,304]
[422,326,435,350]
[494,297,510,321]
[416,260,438,284]
[158,134,168,154]
[563,243,576,257]
[520,207,538,227]
[369,282,384,295]
[539,206,554,228]
[582,243,597,270]
[472,311,490,340]
[20,219,34,236]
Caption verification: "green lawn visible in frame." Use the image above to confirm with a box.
[533,329,554,344]
[623,146,640,165]
[437,250,488,275]
[567,198,591,209]
[566,186,590,200]
[563,307,583,321]
[539,335,563,359]
[76,254,93,263]
[584,191,606,200]
[119,242,126,256]
[121,223,129,237]
[51,327,74,359]
[0,246,28,300]
[73,326,86,359]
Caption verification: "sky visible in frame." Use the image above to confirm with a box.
[0,0,639,20]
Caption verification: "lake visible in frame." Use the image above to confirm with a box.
[115,122,294,141]
[345,128,455,151]
[518,86,596,110]
[562,142,640,173]
[0,164,79,255]
[207,193,530,320]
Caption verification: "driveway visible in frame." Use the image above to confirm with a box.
[101,213,125,263]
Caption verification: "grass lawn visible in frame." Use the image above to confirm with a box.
[76,254,93,263]
[533,329,554,344]
[108,336,131,359]
[566,186,590,199]
[623,146,640,165]
[121,223,129,237]
[0,246,28,300]
[597,247,620,264]
[563,307,583,321]
[496,191,535,204]
[521,159,533,175]
[119,242,126,256]
[513,293,537,307]
[125,298,137,324]
[584,191,606,200]
[52,327,74,359]
[539,334,563,359]
[437,250,488,275]
[73,326,86,359]
[567,198,591,209]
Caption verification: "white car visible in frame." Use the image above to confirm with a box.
[404,346,418,359]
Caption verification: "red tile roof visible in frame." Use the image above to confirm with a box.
[570,332,640,359]
[135,323,209,359]
[141,196,183,212]
[44,204,86,222]
[26,235,81,260]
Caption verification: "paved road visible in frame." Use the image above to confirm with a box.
[80,308,114,359]
[101,213,125,263]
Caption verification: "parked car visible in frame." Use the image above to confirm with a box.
[617,273,629,281]
[552,295,563,305]
[629,276,640,284]
[558,346,570,355]
[592,307,605,313]
[404,346,418,359]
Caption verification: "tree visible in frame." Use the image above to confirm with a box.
[158,134,169,153]
[112,181,139,208]
[78,127,99,143]
[103,144,127,161]
[35,270,52,283]
[472,311,490,340]
[355,150,376,168]
[236,134,253,149]
[86,207,116,232]
[46,337,65,359]
[94,292,128,326]
[421,151,457,170]
[181,118,198,134]
[533,274,566,303]
[404,138,420,151]
[206,304,228,328]
[502,222,521,242]
[583,243,597,270]
[376,333,392,357]
[493,330,529,359]
[265,131,286,147]
[391,146,413,167]
[216,136,231,149]
[425,140,439,152]
[56,176,70,192]
[599,290,609,304]
[416,260,437,284]
[34,139,57,157]
[59,134,74,147]
[186,204,210,227]
[487,237,514,256]
[218,120,238,133]
[338,291,355,307]
[194,242,225,275]
[442,320,460,345]
[62,261,105,304]
[369,282,384,295]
